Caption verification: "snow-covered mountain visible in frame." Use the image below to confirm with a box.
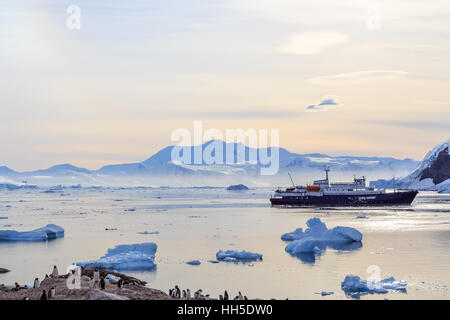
[0,140,419,187]
[371,139,450,193]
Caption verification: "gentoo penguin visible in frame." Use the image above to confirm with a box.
[33,278,40,289]
[224,290,229,300]
[100,278,105,290]
[169,289,173,297]
[52,265,59,277]
[117,278,123,288]
[238,291,244,300]
[182,290,186,298]
[205,294,210,300]
[186,289,191,299]
[40,290,47,300]
[49,287,56,299]
[175,285,180,298]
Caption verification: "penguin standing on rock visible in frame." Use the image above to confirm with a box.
[238,292,244,300]
[182,290,186,298]
[186,289,191,299]
[224,290,229,300]
[175,285,181,298]
[40,290,47,300]
[52,265,59,277]
[100,278,105,290]
[49,287,56,299]
[33,278,40,289]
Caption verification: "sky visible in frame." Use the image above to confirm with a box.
[1,0,449,171]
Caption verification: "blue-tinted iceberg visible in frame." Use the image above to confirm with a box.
[77,243,157,271]
[0,224,64,242]
[341,275,407,297]
[282,218,362,263]
[186,260,201,265]
[216,250,263,262]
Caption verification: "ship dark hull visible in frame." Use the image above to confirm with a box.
[270,190,418,207]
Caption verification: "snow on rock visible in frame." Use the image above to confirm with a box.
[437,179,450,194]
[186,260,201,265]
[77,243,157,271]
[341,275,407,296]
[0,224,64,242]
[283,218,362,256]
[216,250,263,262]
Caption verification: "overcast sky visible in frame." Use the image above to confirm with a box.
[1,0,449,170]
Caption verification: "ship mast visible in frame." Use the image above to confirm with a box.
[324,166,330,182]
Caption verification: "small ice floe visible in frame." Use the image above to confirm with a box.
[315,291,334,296]
[79,212,88,215]
[282,218,362,264]
[0,217,8,220]
[138,231,160,235]
[186,260,201,266]
[207,260,219,264]
[226,184,249,191]
[341,275,407,298]
[105,227,118,231]
[356,216,368,219]
[216,250,263,262]
[125,208,136,212]
[0,224,64,242]
[77,242,157,271]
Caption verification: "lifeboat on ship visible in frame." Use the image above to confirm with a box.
[306,185,320,192]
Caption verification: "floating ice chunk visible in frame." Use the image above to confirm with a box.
[77,242,157,271]
[0,224,64,242]
[341,275,407,296]
[356,216,368,219]
[0,217,8,220]
[207,260,219,264]
[216,250,263,262]
[281,228,303,241]
[186,260,201,265]
[282,218,362,260]
[315,291,334,296]
[138,231,160,235]
[105,227,118,231]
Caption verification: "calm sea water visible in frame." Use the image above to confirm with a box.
[0,188,449,299]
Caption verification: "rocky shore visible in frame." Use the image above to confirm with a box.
[0,268,168,300]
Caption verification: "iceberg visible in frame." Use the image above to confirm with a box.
[282,218,362,261]
[341,275,407,297]
[77,243,157,271]
[186,260,201,265]
[0,224,64,242]
[216,250,263,262]
[226,184,249,191]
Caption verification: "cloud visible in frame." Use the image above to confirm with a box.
[279,32,349,55]
[308,70,408,85]
[305,96,341,112]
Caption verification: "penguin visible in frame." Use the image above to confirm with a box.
[100,278,105,290]
[244,296,248,300]
[49,287,55,299]
[182,290,186,298]
[52,265,59,277]
[33,278,40,289]
[45,274,49,279]
[205,294,210,300]
[118,278,123,288]
[23,297,29,300]
[224,290,229,300]
[219,294,223,300]
[40,290,47,300]
[169,289,173,297]
[186,289,191,299]
[238,291,244,300]
[174,285,180,298]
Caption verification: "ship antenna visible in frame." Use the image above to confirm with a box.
[324,166,330,181]
[288,173,296,188]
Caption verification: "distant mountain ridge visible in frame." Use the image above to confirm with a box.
[0,140,420,187]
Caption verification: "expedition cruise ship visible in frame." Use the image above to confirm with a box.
[270,167,418,207]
